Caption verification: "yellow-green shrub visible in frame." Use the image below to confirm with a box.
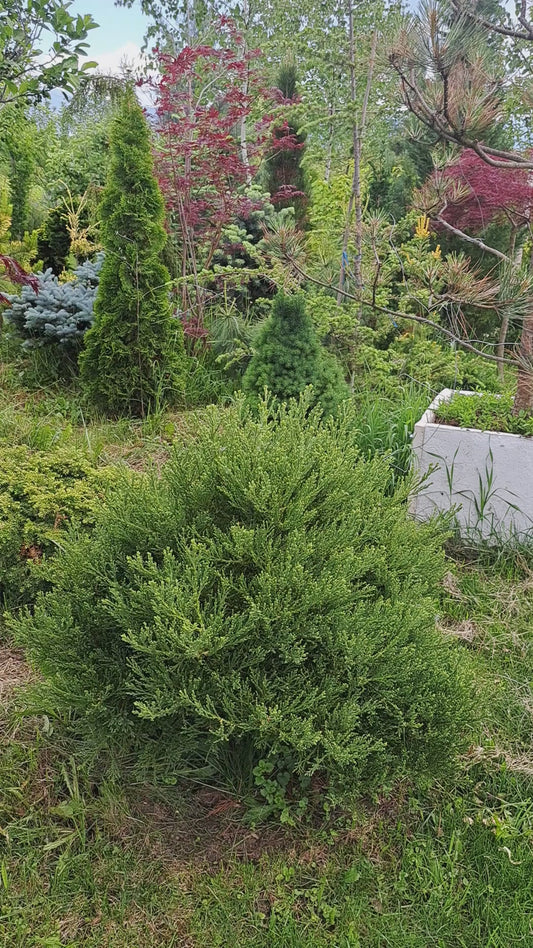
[0,444,117,609]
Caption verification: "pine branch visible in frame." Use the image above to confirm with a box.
[283,256,516,368]
[449,0,533,42]
[435,215,510,262]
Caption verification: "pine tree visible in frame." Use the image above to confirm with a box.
[243,292,348,415]
[265,63,308,227]
[79,87,186,416]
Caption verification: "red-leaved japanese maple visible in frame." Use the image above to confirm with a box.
[440,149,533,235]
[154,20,273,325]
[0,254,38,306]
[418,149,533,396]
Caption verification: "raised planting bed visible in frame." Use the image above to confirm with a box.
[410,389,533,543]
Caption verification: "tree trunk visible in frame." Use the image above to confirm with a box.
[238,0,252,186]
[337,1,359,305]
[337,160,357,304]
[240,92,252,186]
[336,17,377,306]
[496,314,508,382]
[325,101,335,184]
[513,246,533,414]
[513,314,533,413]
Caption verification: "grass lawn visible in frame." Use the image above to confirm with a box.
[1,362,533,947]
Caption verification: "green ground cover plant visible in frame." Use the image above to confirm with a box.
[436,392,533,438]
[0,443,118,610]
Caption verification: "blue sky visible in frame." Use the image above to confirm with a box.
[69,0,150,68]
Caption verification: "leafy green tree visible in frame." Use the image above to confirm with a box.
[80,88,187,416]
[243,292,348,414]
[0,0,97,110]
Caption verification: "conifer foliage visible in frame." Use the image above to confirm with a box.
[266,62,308,227]
[12,398,472,813]
[80,88,186,416]
[7,255,102,354]
[243,292,348,415]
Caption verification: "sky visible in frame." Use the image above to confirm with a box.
[69,0,151,74]
[67,0,520,76]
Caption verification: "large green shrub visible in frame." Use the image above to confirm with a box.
[243,292,348,415]
[13,399,473,812]
[79,87,187,417]
[0,444,117,609]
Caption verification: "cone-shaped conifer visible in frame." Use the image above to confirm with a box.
[80,87,186,416]
[243,292,348,415]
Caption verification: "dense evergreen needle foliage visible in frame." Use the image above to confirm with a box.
[243,292,349,415]
[79,87,186,417]
[0,443,117,609]
[6,255,102,354]
[13,398,473,811]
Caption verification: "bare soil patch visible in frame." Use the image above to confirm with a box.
[0,643,32,707]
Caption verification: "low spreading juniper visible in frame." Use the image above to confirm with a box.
[12,397,474,815]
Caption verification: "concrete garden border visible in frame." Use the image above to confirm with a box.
[410,389,533,543]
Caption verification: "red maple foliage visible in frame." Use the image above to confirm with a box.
[439,149,533,233]
[153,23,310,338]
[0,255,38,305]
[154,22,272,275]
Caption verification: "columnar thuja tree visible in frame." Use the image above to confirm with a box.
[389,0,533,413]
[80,87,187,416]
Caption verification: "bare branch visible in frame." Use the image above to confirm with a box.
[435,215,511,262]
[284,255,516,367]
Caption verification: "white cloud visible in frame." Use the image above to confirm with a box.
[90,43,156,108]
[92,42,148,77]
